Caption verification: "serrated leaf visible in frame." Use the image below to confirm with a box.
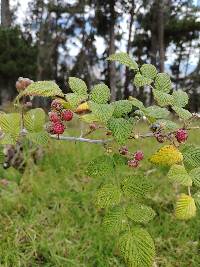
[0,113,20,141]
[145,105,169,119]
[65,93,86,110]
[26,131,49,145]
[80,113,99,123]
[118,227,155,267]
[107,52,138,70]
[112,100,133,118]
[68,77,88,97]
[129,97,145,110]
[121,176,152,199]
[189,167,200,187]
[95,184,122,208]
[19,81,64,98]
[24,108,45,132]
[112,153,128,166]
[87,155,115,178]
[0,134,16,145]
[107,118,133,145]
[140,64,157,79]
[172,106,192,121]
[155,73,171,93]
[89,102,114,123]
[150,145,183,166]
[153,89,173,107]
[175,194,196,220]
[193,191,200,209]
[167,164,192,186]
[90,84,110,104]
[182,145,200,168]
[103,207,127,234]
[126,203,156,223]
[156,119,179,131]
[172,90,188,107]
[133,73,152,88]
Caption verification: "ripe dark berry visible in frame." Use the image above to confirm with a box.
[51,100,63,111]
[134,151,144,161]
[52,122,65,135]
[128,159,139,168]
[49,112,60,123]
[61,110,73,121]
[119,146,128,155]
[154,133,165,143]
[175,129,188,143]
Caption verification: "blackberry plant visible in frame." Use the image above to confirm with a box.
[0,53,200,267]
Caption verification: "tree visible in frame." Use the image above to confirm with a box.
[1,0,11,27]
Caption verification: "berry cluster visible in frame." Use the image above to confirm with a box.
[47,100,73,136]
[119,146,144,168]
[175,129,188,143]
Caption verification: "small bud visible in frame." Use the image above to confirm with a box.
[128,159,139,168]
[154,133,165,143]
[134,151,144,161]
[89,123,97,130]
[119,146,128,155]
[51,99,63,111]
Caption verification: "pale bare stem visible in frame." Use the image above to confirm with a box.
[50,135,113,144]
[20,96,26,135]
[188,186,191,196]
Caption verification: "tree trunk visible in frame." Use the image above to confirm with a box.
[108,0,116,101]
[158,0,165,72]
[1,0,11,27]
[124,0,135,99]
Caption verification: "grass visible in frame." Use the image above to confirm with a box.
[0,125,199,267]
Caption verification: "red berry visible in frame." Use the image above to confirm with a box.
[49,112,60,123]
[134,151,144,161]
[61,110,73,121]
[119,146,128,155]
[51,100,63,111]
[52,122,65,135]
[89,123,97,130]
[155,133,165,143]
[128,159,139,168]
[175,129,188,143]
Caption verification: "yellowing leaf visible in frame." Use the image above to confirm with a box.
[150,145,183,166]
[75,102,90,113]
[175,194,196,220]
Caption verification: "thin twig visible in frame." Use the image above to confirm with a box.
[50,135,113,144]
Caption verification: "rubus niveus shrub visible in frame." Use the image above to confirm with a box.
[0,53,200,267]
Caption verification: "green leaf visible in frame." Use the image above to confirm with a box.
[155,73,171,93]
[19,81,64,98]
[26,131,49,145]
[0,134,16,145]
[133,73,152,88]
[87,155,115,178]
[107,52,138,70]
[145,106,169,119]
[89,102,114,123]
[121,176,152,199]
[0,113,20,142]
[107,118,133,145]
[182,145,200,168]
[153,89,173,107]
[118,227,155,267]
[172,106,192,121]
[95,184,122,208]
[129,97,145,110]
[103,207,127,234]
[167,164,192,186]
[193,191,200,209]
[65,93,86,110]
[189,167,200,187]
[68,77,88,97]
[126,203,156,224]
[140,64,157,79]
[112,100,133,118]
[175,194,196,220]
[90,84,110,104]
[156,119,179,131]
[0,145,5,163]
[172,90,188,107]
[112,153,128,166]
[24,108,45,132]
[80,113,99,123]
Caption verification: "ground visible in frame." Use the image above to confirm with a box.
[0,124,199,267]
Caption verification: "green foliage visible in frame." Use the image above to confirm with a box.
[112,100,133,118]
[87,155,115,178]
[144,105,169,120]
[107,52,138,70]
[121,176,152,199]
[140,64,157,79]
[0,113,20,144]
[26,131,49,145]
[89,102,114,123]
[189,167,200,187]
[175,194,196,220]
[118,227,155,267]
[126,203,156,224]
[182,145,200,168]
[172,90,189,107]
[172,106,192,120]
[95,183,122,208]
[65,93,84,109]
[133,73,152,88]
[24,108,46,132]
[153,89,173,107]
[129,97,145,110]
[103,207,127,234]
[155,73,172,93]
[68,77,88,97]
[156,119,178,131]
[90,84,110,104]
[107,118,133,145]
[167,164,192,186]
